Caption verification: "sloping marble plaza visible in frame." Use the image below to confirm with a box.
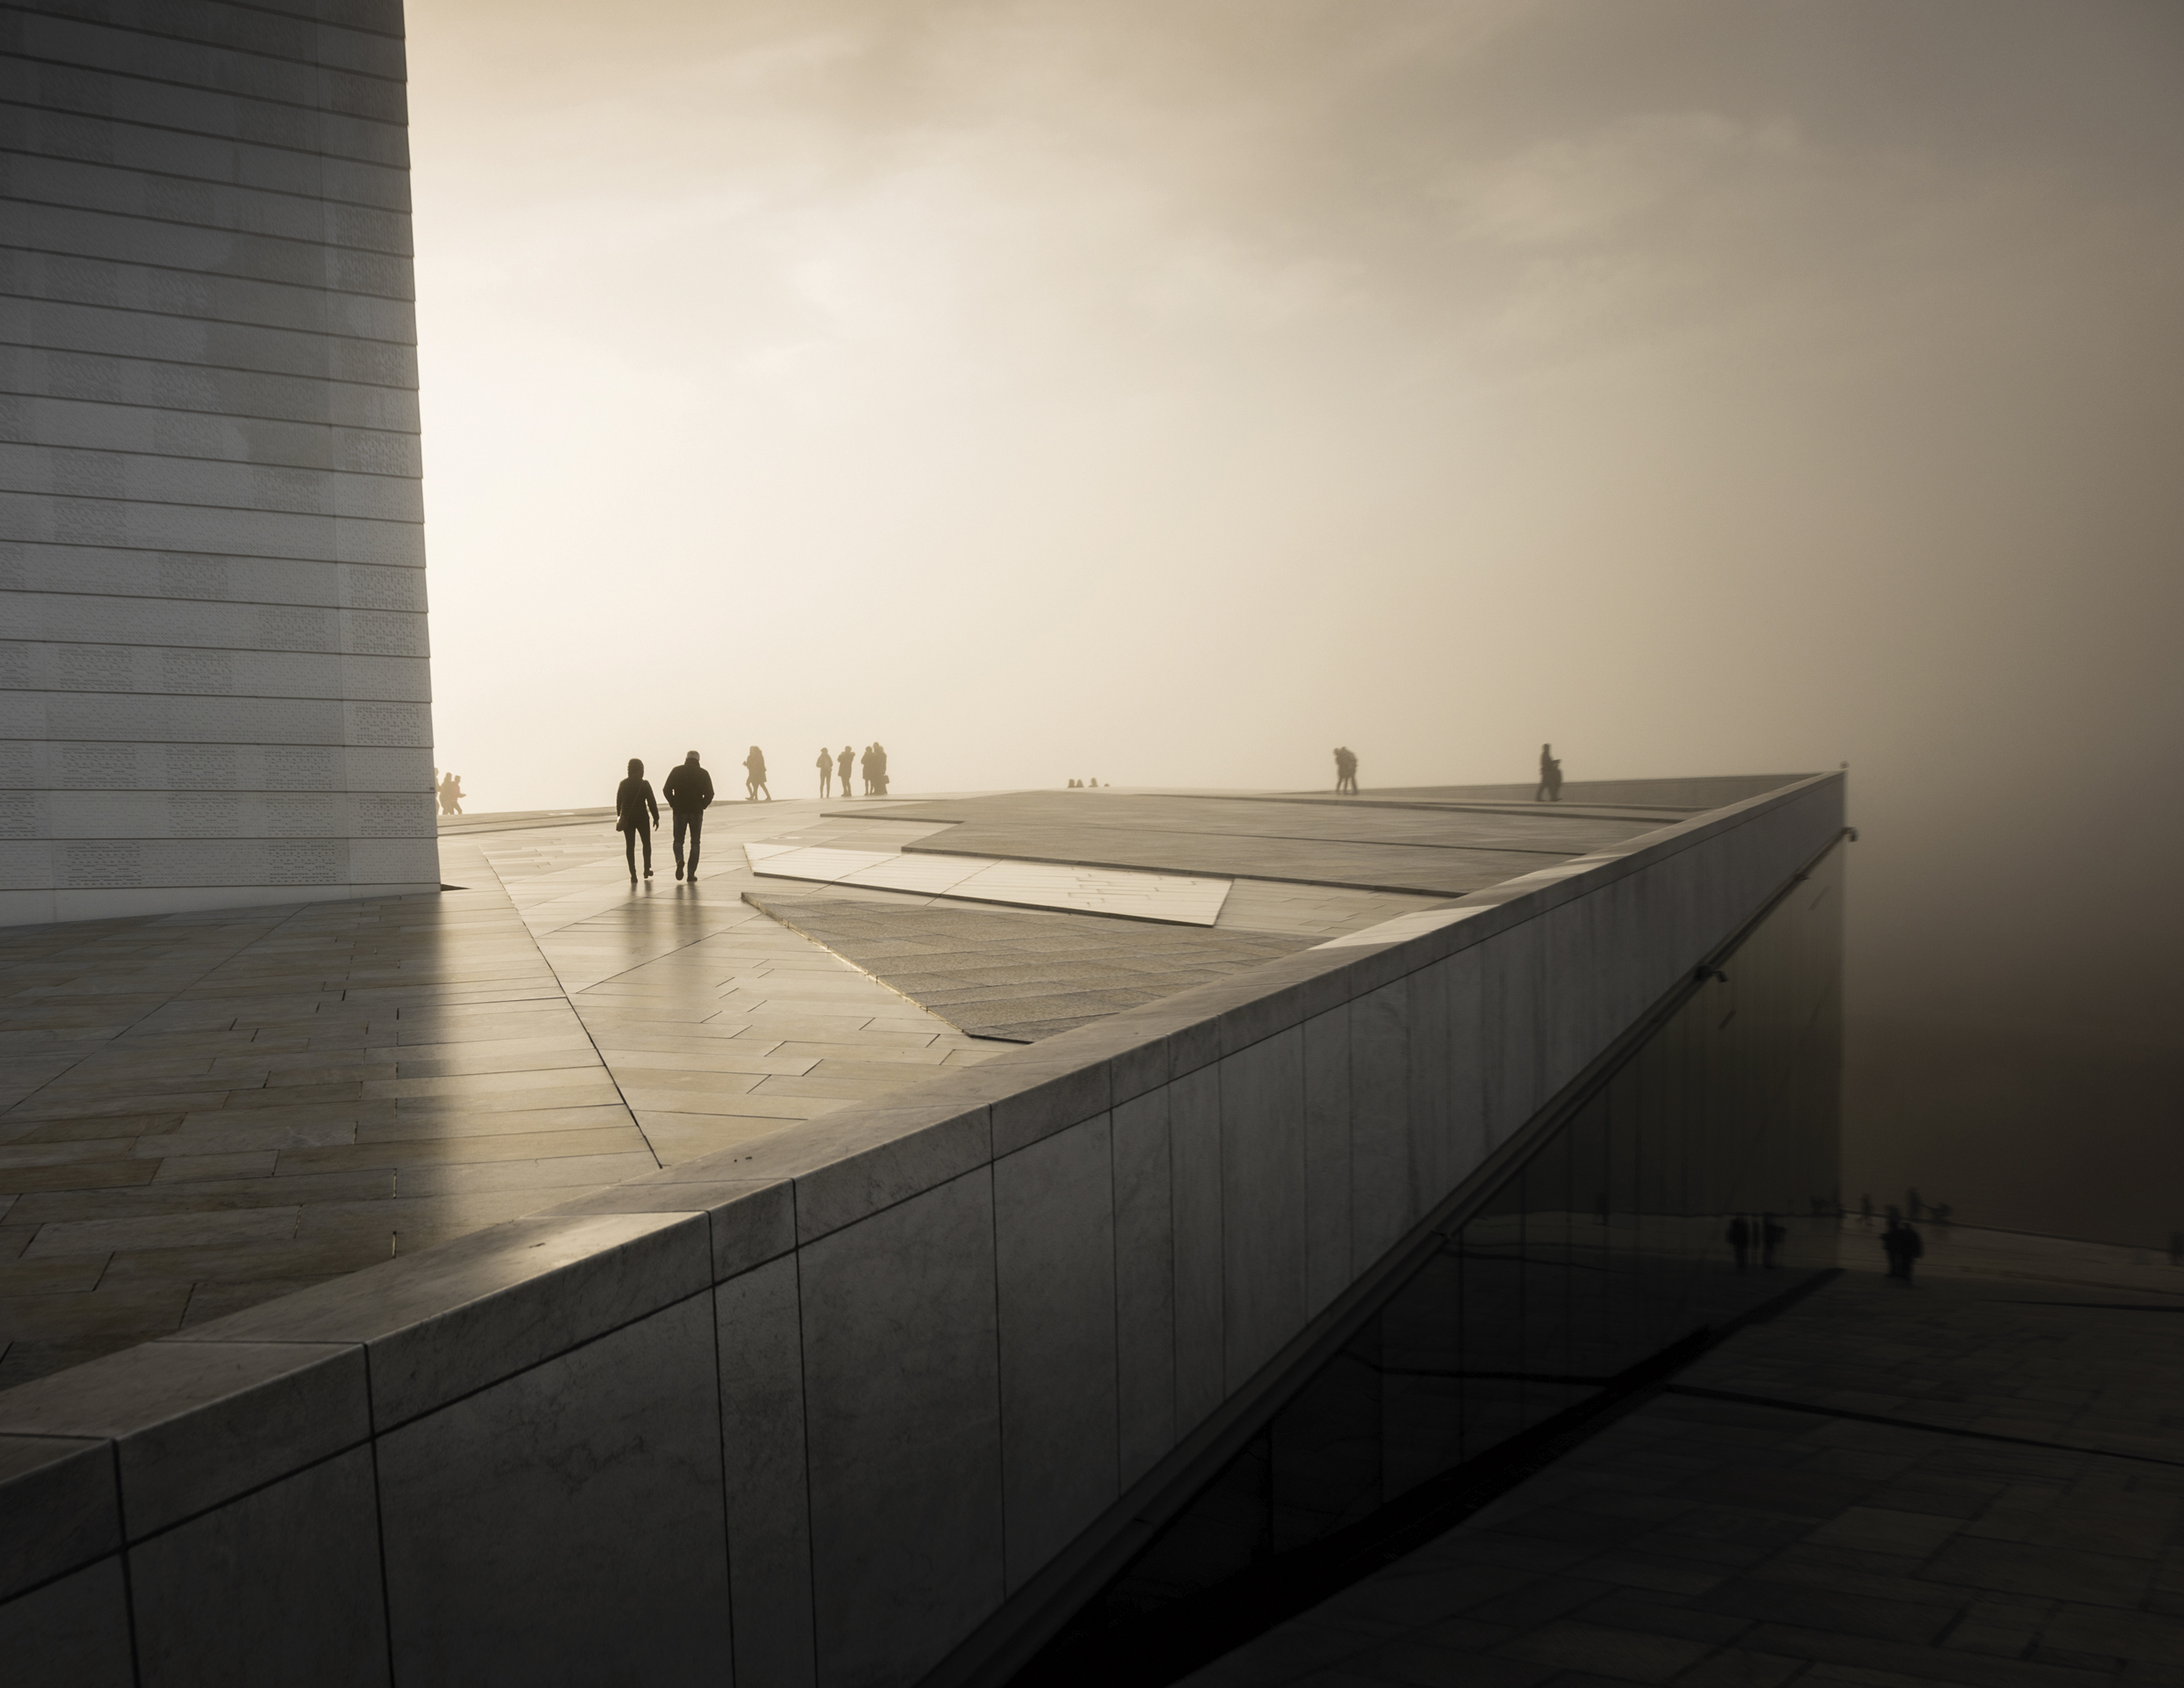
[0,788,1568,1389]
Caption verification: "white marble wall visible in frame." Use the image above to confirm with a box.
[0,0,436,926]
[0,776,1846,1684]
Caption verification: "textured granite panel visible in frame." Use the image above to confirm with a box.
[1113,1086,1178,1486]
[1219,1027,1308,1390]
[800,1169,1004,1688]
[128,1445,388,1687]
[376,1293,733,1682]
[1301,1005,1354,1317]
[0,1435,116,1603]
[1170,1063,1225,1429]
[717,1254,818,1688]
[0,1556,134,1688]
[994,1114,1119,1589]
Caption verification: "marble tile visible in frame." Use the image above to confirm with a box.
[717,1255,816,1688]
[799,1168,1004,1688]
[1219,1027,1308,1390]
[1112,1086,1177,1487]
[995,1114,1119,1589]
[128,1445,388,1687]
[0,1339,365,1539]
[376,1292,732,1682]
[170,1211,707,1428]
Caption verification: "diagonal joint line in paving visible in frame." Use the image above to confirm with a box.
[1662,1383,2184,1468]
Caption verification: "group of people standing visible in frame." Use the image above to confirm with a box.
[432,770,464,815]
[815,743,888,798]
[612,750,716,882]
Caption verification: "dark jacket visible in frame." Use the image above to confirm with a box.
[614,777,658,833]
[662,763,714,815]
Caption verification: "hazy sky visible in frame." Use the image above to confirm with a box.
[405,1,2184,1243]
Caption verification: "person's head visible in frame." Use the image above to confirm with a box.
[628,757,642,777]
[685,751,699,764]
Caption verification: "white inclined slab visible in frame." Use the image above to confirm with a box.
[743,843,1231,926]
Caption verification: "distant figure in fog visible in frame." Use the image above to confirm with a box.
[838,746,854,798]
[1534,744,1562,802]
[858,744,873,796]
[437,772,464,816]
[1762,1213,1786,1268]
[815,747,834,799]
[662,751,713,881]
[1726,1215,1751,1272]
[744,746,771,801]
[1859,1194,1874,1227]
[1333,747,1358,794]
[873,742,889,796]
[1882,1217,1924,1282]
[613,758,658,882]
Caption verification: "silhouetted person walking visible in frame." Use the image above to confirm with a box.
[838,745,854,799]
[815,746,834,799]
[1535,744,1562,802]
[1882,1216,1924,1282]
[1333,747,1358,794]
[614,758,658,882]
[437,771,464,816]
[1726,1216,1750,1272]
[744,746,771,801]
[662,751,713,881]
[1762,1213,1785,1268]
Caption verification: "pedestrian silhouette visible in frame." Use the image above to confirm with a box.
[1333,747,1359,795]
[872,742,889,796]
[1882,1217,1925,1282]
[1534,744,1562,802]
[744,746,771,801]
[815,746,834,799]
[1859,1193,1874,1227]
[436,771,464,816]
[661,751,713,881]
[837,745,854,799]
[1761,1213,1786,1268]
[1726,1215,1750,1272]
[614,758,658,882]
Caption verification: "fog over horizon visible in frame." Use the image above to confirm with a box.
[405,2,2184,1246]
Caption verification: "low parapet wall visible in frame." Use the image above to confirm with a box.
[0,775,1846,1686]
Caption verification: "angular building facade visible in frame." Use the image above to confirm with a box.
[0,0,435,927]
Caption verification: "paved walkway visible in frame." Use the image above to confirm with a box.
[1185,1225,2184,1687]
[0,798,1003,1389]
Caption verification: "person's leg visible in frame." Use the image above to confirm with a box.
[686,812,703,875]
[625,829,638,879]
[639,823,653,877]
[673,813,690,878]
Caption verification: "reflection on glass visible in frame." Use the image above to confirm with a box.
[1021,842,1846,1682]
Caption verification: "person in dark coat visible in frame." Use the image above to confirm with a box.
[837,745,854,798]
[871,742,888,796]
[815,746,834,799]
[744,746,771,801]
[1726,1215,1751,1272]
[1882,1217,1925,1282]
[614,758,658,881]
[661,750,713,881]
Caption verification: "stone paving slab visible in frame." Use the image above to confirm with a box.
[0,798,1004,1392]
[1183,1227,2184,1687]
[743,894,1318,1041]
[848,792,1667,896]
